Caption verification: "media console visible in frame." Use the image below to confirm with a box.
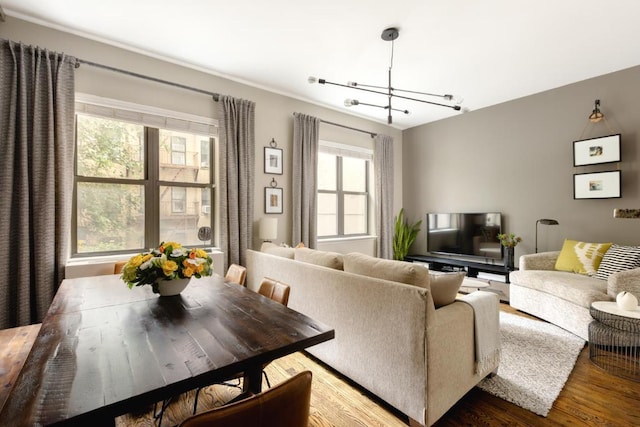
[405,254,513,284]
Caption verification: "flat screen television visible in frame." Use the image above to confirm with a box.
[426,212,503,261]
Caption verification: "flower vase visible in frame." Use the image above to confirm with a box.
[504,247,515,271]
[154,278,190,296]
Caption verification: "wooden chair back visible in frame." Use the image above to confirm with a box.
[113,261,127,275]
[179,371,312,427]
[225,264,247,286]
[258,278,290,306]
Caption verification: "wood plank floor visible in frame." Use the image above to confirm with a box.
[116,304,640,427]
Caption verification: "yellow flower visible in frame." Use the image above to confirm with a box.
[161,260,179,277]
[128,254,144,268]
[195,249,208,259]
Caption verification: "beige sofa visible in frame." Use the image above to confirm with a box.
[245,247,500,427]
[510,250,640,340]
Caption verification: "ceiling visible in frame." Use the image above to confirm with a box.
[3,0,640,130]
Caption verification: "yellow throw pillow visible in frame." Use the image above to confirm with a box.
[555,239,612,275]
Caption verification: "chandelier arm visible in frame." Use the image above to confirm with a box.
[391,87,450,99]
[392,92,461,110]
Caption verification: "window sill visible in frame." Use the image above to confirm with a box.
[318,235,376,243]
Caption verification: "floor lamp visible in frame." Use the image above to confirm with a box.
[535,219,559,253]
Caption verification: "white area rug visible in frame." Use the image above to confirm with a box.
[477,312,586,416]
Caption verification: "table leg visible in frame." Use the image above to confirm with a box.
[243,366,263,395]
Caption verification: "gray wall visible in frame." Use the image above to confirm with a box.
[403,66,640,261]
[0,16,403,252]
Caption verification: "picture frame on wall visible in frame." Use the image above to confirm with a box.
[573,170,621,199]
[265,187,283,213]
[264,147,283,174]
[573,134,621,166]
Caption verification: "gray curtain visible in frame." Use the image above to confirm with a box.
[0,40,76,328]
[217,95,255,270]
[374,134,394,259]
[292,113,320,248]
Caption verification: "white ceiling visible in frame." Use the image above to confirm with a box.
[4,0,640,129]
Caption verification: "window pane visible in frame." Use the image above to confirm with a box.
[76,182,144,253]
[342,157,367,192]
[76,115,144,179]
[159,130,210,184]
[160,185,210,246]
[317,153,337,191]
[344,194,367,235]
[317,193,337,236]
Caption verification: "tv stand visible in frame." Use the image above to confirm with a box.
[404,254,513,283]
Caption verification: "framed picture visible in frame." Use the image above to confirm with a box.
[573,134,621,166]
[265,187,283,213]
[573,170,621,199]
[264,147,283,174]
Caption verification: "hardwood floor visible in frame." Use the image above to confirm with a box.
[116,304,640,427]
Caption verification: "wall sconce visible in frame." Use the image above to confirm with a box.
[535,219,559,253]
[613,209,640,219]
[259,217,278,242]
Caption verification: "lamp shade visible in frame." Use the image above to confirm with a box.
[259,217,278,241]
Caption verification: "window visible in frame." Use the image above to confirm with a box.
[74,104,216,255]
[317,143,371,238]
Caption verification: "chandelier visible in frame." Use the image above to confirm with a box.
[308,27,463,124]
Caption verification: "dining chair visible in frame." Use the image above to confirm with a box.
[258,277,290,306]
[180,371,312,427]
[113,260,127,275]
[225,263,247,286]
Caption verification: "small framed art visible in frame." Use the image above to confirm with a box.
[573,170,621,199]
[265,187,283,213]
[573,134,621,166]
[264,147,283,174]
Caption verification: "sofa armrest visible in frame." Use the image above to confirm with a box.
[607,267,640,299]
[518,251,560,271]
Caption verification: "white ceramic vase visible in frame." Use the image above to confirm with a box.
[616,291,638,311]
[156,278,190,296]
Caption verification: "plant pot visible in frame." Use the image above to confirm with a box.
[504,247,515,271]
[154,278,190,296]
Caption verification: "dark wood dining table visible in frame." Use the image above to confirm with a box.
[0,273,334,426]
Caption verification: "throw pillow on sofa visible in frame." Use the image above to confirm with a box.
[429,272,466,308]
[594,244,640,280]
[343,252,429,288]
[294,247,344,270]
[555,239,612,276]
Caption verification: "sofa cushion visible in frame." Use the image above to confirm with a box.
[510,270,610,308]
[554,239,612,276]
[594,244,640,280]
[260,242,295,259]
[429,272,466,308]
[343,252,429,288]
[294,247,344,270]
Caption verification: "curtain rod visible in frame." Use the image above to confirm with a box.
[76,58,221,101]
[293,114,377,137]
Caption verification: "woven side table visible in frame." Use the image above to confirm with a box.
[589,301,640,382]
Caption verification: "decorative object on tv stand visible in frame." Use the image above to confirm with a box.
[616,291,638,311]
[259,217,278,243]
[120,241,213,296]
[613,208,640,219]
[393,208,422,261]
[497,233,521,271]
[264,138,283,175]
[265,178,283,214]
[535,218,559,253]
[308,27,464,125]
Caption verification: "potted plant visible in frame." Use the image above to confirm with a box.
[393,208,422,261]
[120,241,213,296]
[497,233,522,271]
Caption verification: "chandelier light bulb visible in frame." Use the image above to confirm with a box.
[347,81,358,87]
[308,76,318,84]
[344,99,359,107]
